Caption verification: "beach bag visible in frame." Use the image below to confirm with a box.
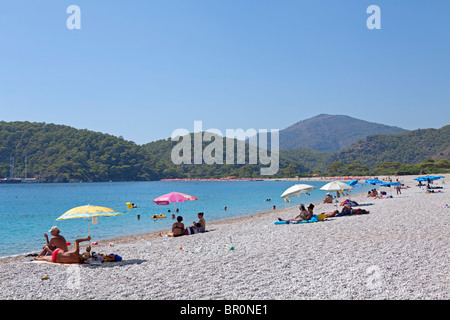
[185,227,198,235]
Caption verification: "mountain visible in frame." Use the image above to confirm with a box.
[0,120,448,182]
[278,114,407,152]
[330,125,450,169]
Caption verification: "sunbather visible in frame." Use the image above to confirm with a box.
[278,204,314,222]
[321,205,369,217]
[159,216,185,237]
[34,236,91,264]
[321,210,340,218]
[38,226,68,258]
[192,212,206,233]
[323,193,333,204]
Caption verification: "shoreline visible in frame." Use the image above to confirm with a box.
[0,178,373,260]
[0,173,445,260]
[0,174,448,300]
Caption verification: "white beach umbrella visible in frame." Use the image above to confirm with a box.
[320,181,353,192]
[320,181,353,208]
[280,184,316,203]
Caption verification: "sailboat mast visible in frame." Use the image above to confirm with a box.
[10,157,14,178]
[25,155,28,179]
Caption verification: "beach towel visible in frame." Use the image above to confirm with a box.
[274,214,322,225]
[24,260,80,266]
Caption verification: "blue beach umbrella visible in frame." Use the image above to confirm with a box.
[347,180,359,187]
[380,182,401,187]
[365,179,383,185]
[415,175,439,181]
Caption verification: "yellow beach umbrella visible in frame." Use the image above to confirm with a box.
[56,205,123,237]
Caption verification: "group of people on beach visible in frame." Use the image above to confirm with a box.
[278,201,370,222]
[160,212,206,237]
[34,212,207,264]
[33,226,92,264]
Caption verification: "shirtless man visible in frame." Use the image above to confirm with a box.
[38,226,68,258]
[323,193,333,204]
[34,236,91,264]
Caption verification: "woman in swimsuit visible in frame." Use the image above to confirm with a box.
[278,204,314,222]
[34,236,91,264]
[160,216,185,237]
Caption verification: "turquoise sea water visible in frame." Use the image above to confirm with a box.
[0,180,373,258]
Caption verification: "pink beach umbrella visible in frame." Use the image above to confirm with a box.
[153,192,198,212]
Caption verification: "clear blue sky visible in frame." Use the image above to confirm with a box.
[1,1,449,144]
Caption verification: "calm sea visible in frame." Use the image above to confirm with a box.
[0,180,372,258]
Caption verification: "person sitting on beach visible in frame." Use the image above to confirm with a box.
[278,204,314,222]
[34,236,91,264]
[192,212,206,233]
[160,216,185,237]
[323,193,333,204]
[38,226,68,258]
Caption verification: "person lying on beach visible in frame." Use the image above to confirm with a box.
[278,204,314,222]
[34,236,91,264]
[373,195,389,199]
[323,193,333,204]
[321,205,369,218]
[160,216,185,237]
[38,226,68,258]
[330,205,370,217]
[321,210,340,218]
[192,212,206,233]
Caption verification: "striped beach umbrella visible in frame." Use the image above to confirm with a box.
[56,205,123,237]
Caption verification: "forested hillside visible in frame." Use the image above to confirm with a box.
[0,122,157,182]
[0,121,448,182]
[0,122,291,182]
[331,125,450,168]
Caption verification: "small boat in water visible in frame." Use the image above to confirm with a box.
[0,178,22,183]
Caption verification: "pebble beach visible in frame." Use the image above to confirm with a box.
[0,175,448,300]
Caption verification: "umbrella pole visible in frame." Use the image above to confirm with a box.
[88,218,91,238]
